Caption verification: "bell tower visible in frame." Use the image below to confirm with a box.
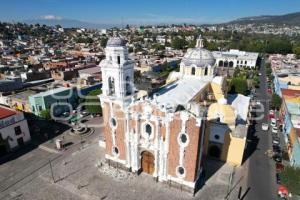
[100,36,135,103]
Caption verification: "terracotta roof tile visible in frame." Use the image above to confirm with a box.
[0,106,16,120]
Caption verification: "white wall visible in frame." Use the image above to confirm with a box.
[0,114,31,150]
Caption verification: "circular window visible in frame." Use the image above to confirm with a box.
[112,146,119,156]
[214,135,220,140]
[176,166,186,178]
[180,134,187,143]
[142,122,154,140]
[110,117,117,128]
[177,133,189,146]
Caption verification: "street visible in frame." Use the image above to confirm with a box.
[231,58,278,200]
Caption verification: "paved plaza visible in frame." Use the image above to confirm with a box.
[0,131,236,200]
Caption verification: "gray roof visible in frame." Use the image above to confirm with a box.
[154,75,213,108]
[107,37,125,47]
[182,47,215,67]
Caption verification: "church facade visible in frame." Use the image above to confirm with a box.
[99,36,249,193]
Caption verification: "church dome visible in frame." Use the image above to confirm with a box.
[182,48,215,67]
[107,36,125,47]
[181,35,215,68]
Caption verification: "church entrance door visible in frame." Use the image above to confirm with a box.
[141,151,155,175]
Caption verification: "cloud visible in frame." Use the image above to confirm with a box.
[40,15,62,20]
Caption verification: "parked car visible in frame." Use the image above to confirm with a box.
[276,163,284,173]
[272,137,280,145]
[273,154,282,163]
[272,126,279,134]
[269,110,275,115]
[276,173,281,184]
[273,145,281,151]
[80,111,89,117]
[262,123,269,131]
[62,112,70,117]
[271,118,277,127]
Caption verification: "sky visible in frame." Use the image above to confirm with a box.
[0,0,300,25]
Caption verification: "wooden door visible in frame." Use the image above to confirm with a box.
[141,151,155,175]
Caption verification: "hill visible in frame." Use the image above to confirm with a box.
[227,12,300,26]
[23,18,117,29]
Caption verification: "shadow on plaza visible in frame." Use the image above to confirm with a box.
[193,157,225,195]
[0,114,70,165]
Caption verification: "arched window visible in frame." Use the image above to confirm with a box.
[191,67,196,75]
[108,77,115,95]
[117,55,121,64]
[229,61,234,67]
[204,67,208,75]
[219,60,224,67]
[145,124,152,136]
[224,61,229,67]
[125,76,131,95]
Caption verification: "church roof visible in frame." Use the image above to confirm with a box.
[106,36,125,47]
[154,75,213,108]
[227,94,250,124]
[182,48,215,68]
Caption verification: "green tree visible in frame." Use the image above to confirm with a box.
[293,46,300,57]
[40,109,51,120]
[128,47,134,53]
[228,78,248,95]
[271,93,282,110]
[265,39,292,54]
[151,43,165,51]
[100,37,108,47]
[171,37,187,50]
[85,89,102,115]
[280,166,300,196]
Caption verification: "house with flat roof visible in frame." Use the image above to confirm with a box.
[29,87,77,117]
[0,106,31,156]
[280,89,300,166]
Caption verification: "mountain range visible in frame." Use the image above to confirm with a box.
[226,12,300,26]
[23,18,118,29]
[20,11,300,29]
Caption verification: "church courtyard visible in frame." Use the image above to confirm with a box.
[0,135,237,200]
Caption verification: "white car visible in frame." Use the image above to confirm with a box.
[256,101,261,105]
[262,123,269,131]
[269,110,275,115]
[272,126,278,134]
[270,118,277,127]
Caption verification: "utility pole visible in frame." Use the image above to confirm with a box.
[49,159,55,183]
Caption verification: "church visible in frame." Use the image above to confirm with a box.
[99,36,250,193]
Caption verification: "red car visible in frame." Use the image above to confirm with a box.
[276,163,284,173]
[268,88,272,94]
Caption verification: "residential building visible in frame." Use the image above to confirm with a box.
[280,89,300,166]
[29,87,77,117]
[0,106,31,156]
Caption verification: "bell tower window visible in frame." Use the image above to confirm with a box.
[204,67,208,75]
[108,77,115,95]
[117,56,121,64]
[191,67,196,75]
[125,76,131,95]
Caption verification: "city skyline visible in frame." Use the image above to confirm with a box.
[0,0,300,25]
